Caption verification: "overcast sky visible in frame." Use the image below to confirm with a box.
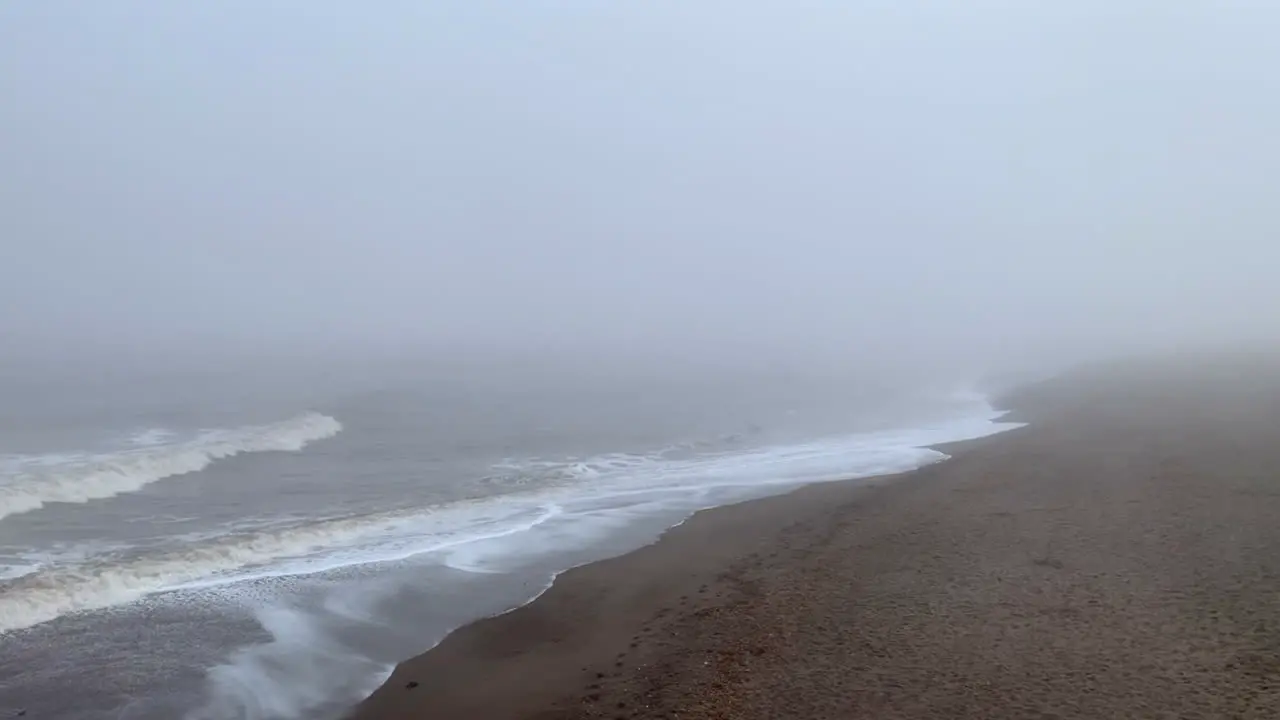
[3,2,1278,372]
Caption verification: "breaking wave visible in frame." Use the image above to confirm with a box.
[0,500,563,634]
[0,516,376,633]
[0,413,342,522]
[0,394,1024,635]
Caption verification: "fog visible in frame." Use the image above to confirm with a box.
[4,2,1279,381]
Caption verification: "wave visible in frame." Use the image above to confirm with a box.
[0,395,1024,634]
[184,605,397,720]
[482,453,654,488]
[0,501,562,634]
[126,427,178,447]
[0,517,369,634]
[0,563,39,582]
[0,413,342,522]
[182,397,1025,718]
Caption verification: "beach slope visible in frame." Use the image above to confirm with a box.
[352,355,1280,719]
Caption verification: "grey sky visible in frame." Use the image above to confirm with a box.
[3,2,1278,371]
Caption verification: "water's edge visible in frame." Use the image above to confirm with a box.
[341,419,1026,718]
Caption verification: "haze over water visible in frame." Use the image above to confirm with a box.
[4,2,1280,718]
[0,360,1018,718]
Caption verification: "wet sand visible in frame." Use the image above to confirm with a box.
[352,355,1280,719]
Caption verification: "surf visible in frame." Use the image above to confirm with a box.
[0,413,342,522]
[0,397,1020,635]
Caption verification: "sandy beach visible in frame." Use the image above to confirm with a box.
[350,355,1280,719]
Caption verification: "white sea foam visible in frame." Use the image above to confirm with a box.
[0,413,342,522]
[186,605,395,720]
[0,398,1022,635]
[0,521,363,633]
[181,410,1012,719]
[127,428,178,447]
[0,563,39,581]
[0,500,565,633]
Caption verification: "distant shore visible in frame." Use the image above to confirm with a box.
[351,354,1280,719]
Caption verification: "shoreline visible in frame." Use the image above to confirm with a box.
[347,467,977,720]
[350,356,1280,719]
[345,424,1024,718]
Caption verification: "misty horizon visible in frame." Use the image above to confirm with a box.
[5,2,1280,380]
[7,6,1280,718]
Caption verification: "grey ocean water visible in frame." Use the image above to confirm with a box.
[0,361,1019,719]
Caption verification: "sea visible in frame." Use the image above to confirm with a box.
[0,357,1020,719]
